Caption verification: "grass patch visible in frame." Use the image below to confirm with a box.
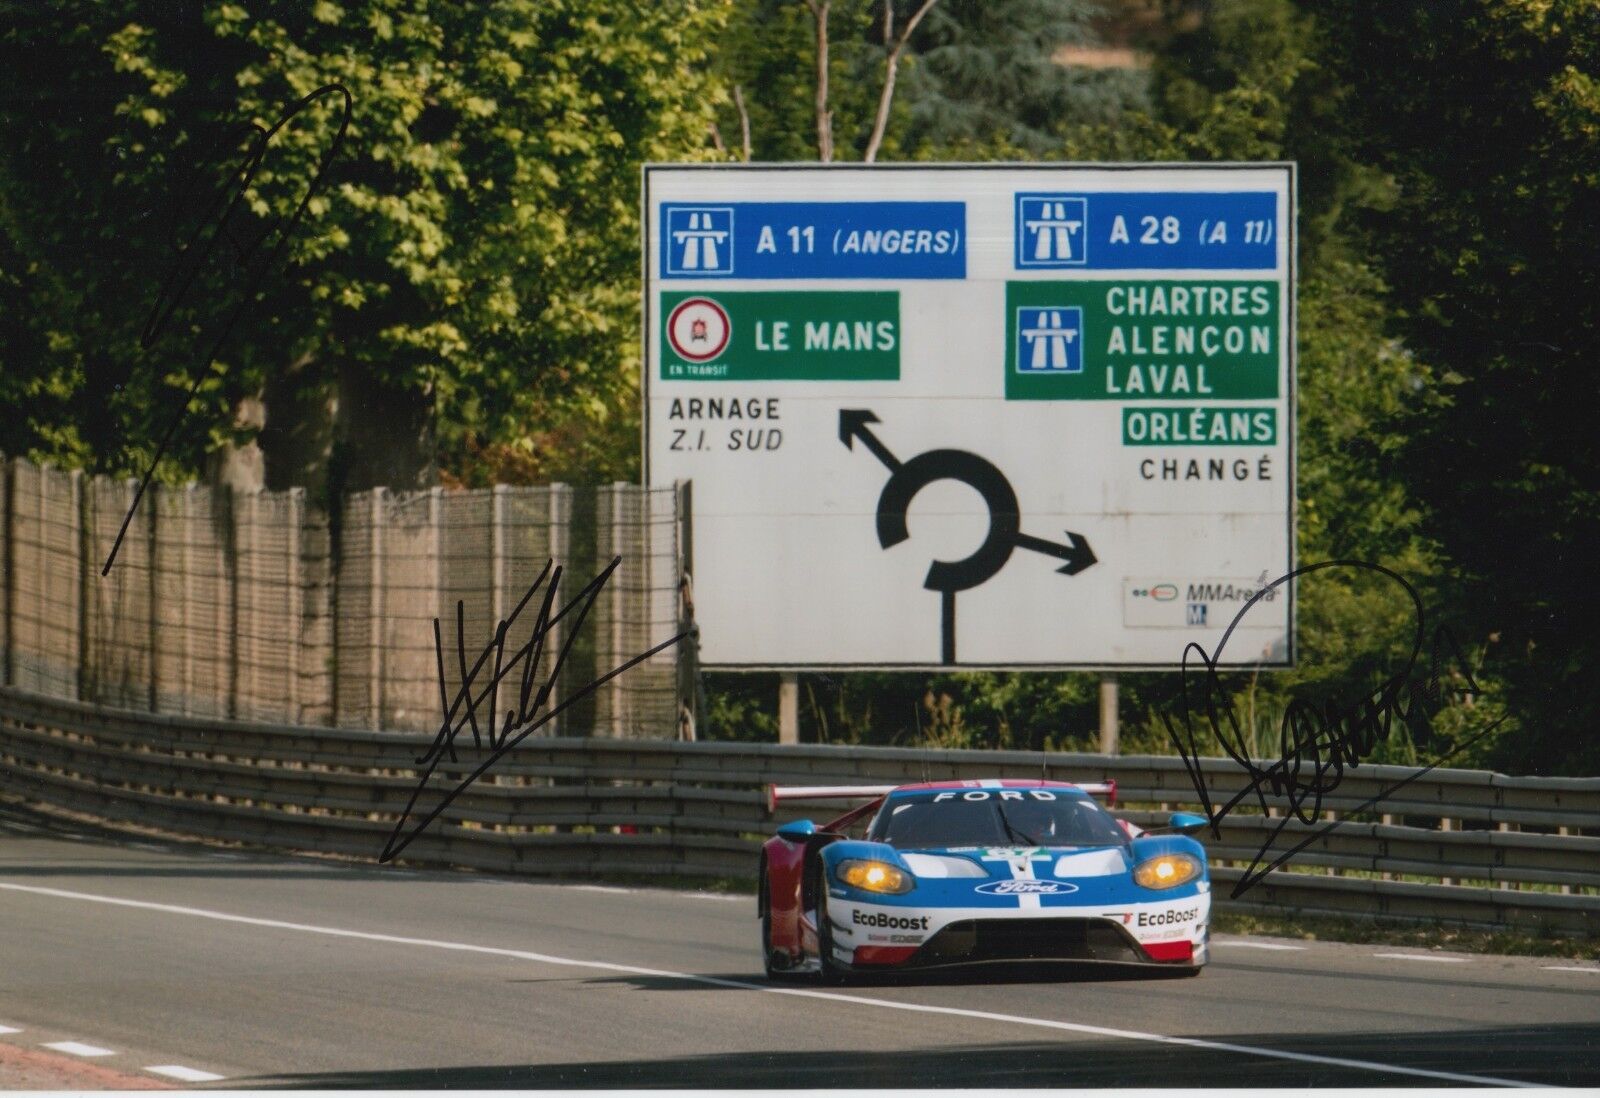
[1213,908,1600,961]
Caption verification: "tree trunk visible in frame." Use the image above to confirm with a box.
[864,0,940,164]
[332,363,436,493]
[206,396,265,495]
[260,353,336,501]
[807,1,833,162]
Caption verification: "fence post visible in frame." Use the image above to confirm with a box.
[224,485,239,718]
[2,458,12,687]
[287,487,303,723]
[146,481,159,712]
[675,479,699,742]
[246,490,262,719]
[179,483,194,714]
[490,484,507,629]
[370,487,386,730]
[1496,820,1513,890]
[1559,826,1571,894]
[548,483,568,734]
[39,463,49,692]
[73,469,88,703]
[609,482,627,737]
[329,490,341,729]
[1439,817,1455,887]
[431,487,442,728]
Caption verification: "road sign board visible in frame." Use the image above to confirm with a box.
[643,164,1295,669]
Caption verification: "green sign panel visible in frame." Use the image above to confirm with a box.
[1122,406,1277,446]
[661,290,899,381]
[1006,280,1279,401]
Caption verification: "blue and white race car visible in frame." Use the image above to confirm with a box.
[759,779,1210,979]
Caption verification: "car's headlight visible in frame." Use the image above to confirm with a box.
[835,859,914,894]
[1133,853,1202,890]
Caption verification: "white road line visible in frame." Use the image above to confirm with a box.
[1372,952,1470,964]
[0,881,1540,1089]
[44,1041,115,1057]
[0,1024,20,1034]
[1213,940,1306,951]
[570,885,632,894]
[684,893,746,902]
[1541,965,1600,974]
[146,1065,226,1082]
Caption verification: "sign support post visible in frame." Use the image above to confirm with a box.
[778,672,799,744]
[1099,674,1119,756]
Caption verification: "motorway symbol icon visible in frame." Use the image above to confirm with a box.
[1016,307,1084,373]
[666,207,734,274]
[840,408,1096,663]
[1016,194,1088,268]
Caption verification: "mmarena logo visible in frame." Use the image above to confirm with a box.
[974,880,1078,896]
[852,910,930,930]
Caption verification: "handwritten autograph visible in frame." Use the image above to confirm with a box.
[1161,559,1509,897]
[380,556,686,863]
[103,83,353,574]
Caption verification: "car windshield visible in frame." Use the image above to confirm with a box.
[867,789,1128,849]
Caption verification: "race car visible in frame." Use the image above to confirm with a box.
[757,779,1210,979]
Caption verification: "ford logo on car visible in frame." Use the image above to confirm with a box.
[974,880,1078,895]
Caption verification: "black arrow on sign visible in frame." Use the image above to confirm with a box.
[1014,530,1098,576]
[838,409,901,472]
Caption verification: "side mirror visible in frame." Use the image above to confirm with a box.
[1168,812,1208,834]
[776,819,818,843]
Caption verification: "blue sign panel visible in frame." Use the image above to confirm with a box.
[1015,306,1084,374]
[661,201,965,280]
[1014,191,1277,270]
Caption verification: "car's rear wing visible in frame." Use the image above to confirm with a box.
[765,784,898,814]
[766,784,895,834]
[1079,780,1118,806]
[765,779,1118,815]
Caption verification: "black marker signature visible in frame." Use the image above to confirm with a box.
[1161,559,1509,897]
[102,83,353,574]
[380,556,687,863]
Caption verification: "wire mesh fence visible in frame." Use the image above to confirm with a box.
[0,457,688,737]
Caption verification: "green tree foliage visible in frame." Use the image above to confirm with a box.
[0,206,90,466]
[706,0,1137,164]
[1310,0,1600,774]
[0,0,725,495]
[903,0,1143,156]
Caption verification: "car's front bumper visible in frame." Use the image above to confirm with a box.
[829,889,1210,970]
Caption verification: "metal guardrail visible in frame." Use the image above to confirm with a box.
[1,685,1596,935]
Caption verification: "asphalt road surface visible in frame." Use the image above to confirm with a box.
[0,803,1595,1089]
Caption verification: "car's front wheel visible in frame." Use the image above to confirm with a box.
[811,862,848,984]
